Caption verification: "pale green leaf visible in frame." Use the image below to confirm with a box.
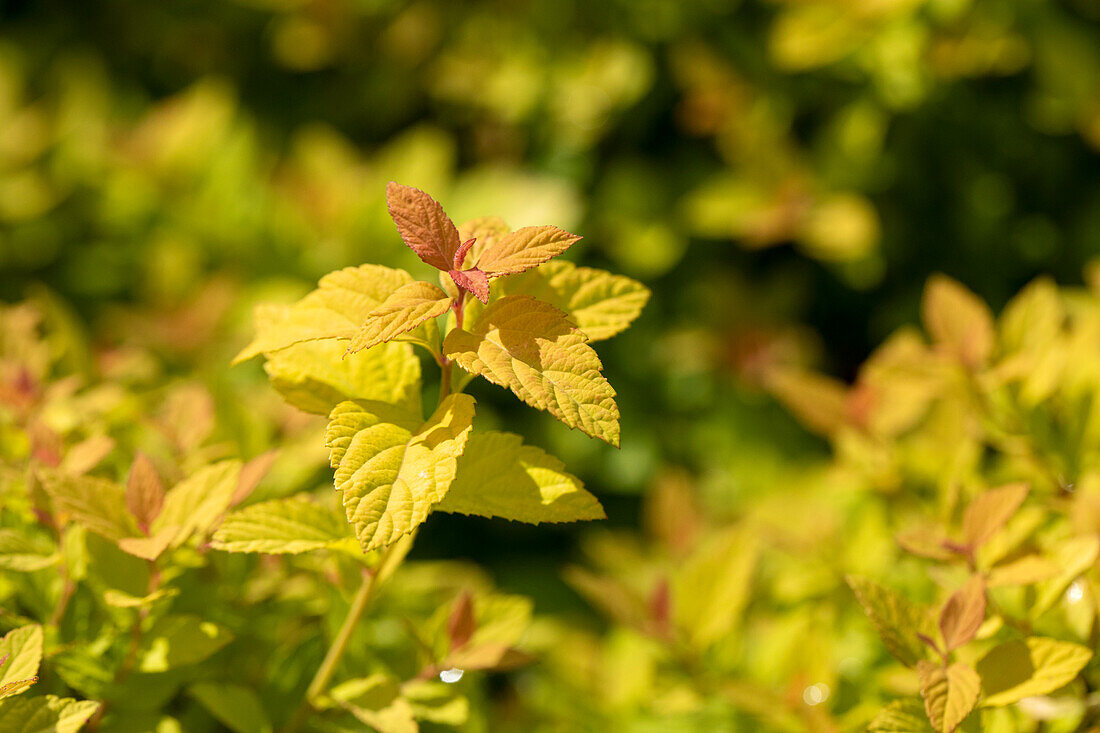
[478,225,580,277]
[0,695,100,733]
[211,497,352,554]
[868,698,934,732]
[137,615,234,673]
[39,471,138,543]
[189,683,272,733]
[327,394,476,552]
[673,527,758,651]
[435,432,604,524]
[848,575,935,667]
[496,260,649,341]
[443,295,619,446]
[0,627,42,693]
[401,680,468,726]
[918,661,980,732]
[977,637,1092,707]
[330,675,417,733]
[0,531,56,573]
[151,460,242,548]
[103,587,179,609]
[346,281,451,356]
[265,339,421,416]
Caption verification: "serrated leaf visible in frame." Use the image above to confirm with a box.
[448,268,489,304]
[126,453,165,532]
[939,575,985,652]
[0,678,37,700]
[346,282,452,356]
[435,432,605,524]
[211,497,352,554]
[330,675,417,733]
[918,661,980,732]
[673,527,758,651]
[977,637,1092,706]
[137,615,233,673]
[848,575,934,667]
[40,471,138,542]
[151,460,242,548]
[327,394,475,552]
[265,339,422,416]
[478,225,581,277]
[443,295,620,446]
[496,260,649,341]
[961,484,1028,549]
[921,275,994,367]
[0,695,99,733]
[234,265,429,363]
[387,181,461,272]
[867,698,934,732]
[0,627,42,693]
[0,531,56,572]
[189,683,272,733]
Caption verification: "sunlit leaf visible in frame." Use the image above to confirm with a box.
[918,661,980,732]
[478,225,581,277]
[0,627,42,694]
[346,281,452,356]
[387,181,461,272]
[0,695,99,733]
[674,527,758,651]
[977,637,1092,707]
[211,497,352,554]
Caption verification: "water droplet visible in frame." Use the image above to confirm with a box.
[439,667,464,684]
[1066,581,1084,604]
[802,683,829,706]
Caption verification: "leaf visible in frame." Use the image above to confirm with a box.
[39,470,138,542]
[231,450,279,507]
[960,484,1028,549]
[189,683,272,733]
[211,497,353,554]
[401,680,468,726]
[921,275,994,367]
[496,260,649,341]
[848,575,934,667]
[103,586,179,609]
[457,217,510,267]
[673,527,758,650]
[867,698,934,732]
[387,181,461,272]
[265,339,422,416]
[986,555,1059,587]
[0,678,37,700]
[60,435,114,476]
[346,282,452,356]
[448,268,489,304]
[444,643,532,672]
[1033,534,1100,618]
[939,575,985,652]
[326,394,476,552]
[443,295,620,446]
[977,637,1092,706]
[0,627,42,694]
[477,225,581,277]
[151,460,242,548]
[117,530,174,562]
[918,661,980,733]
[234,265,427,363]
[0,695,100,733]
[137,615,234,672]
[330,675,417,733]
[126,453,165,532]
[446,593,476,653]
[766,368,848,437]
[435,432,605,524]
[0,531,56,572]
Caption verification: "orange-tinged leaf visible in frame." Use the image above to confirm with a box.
[442,295,620,446]
[961,483,1028,548]
[917,661,980,732]
[939,575,985,652]
[231,450,279,507]
[921,275,994,367]
[449,268,490,304]
[986,554,1059,587]
[118,530,175,561]
[458,217,510,267]
[766,368,847,437]
[126,453,165,531]
[447,592,476,652]
[478,225,581,277]
[386,182,461,271]
[345,281,452,356]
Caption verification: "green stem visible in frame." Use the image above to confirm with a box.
[282,566,378,733]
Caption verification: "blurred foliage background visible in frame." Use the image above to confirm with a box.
[1,0,1100,727]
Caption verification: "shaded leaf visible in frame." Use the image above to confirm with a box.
[0,695,99,733]
[867,699,934,732]
[211,497,352,554]
[443,295,619,446]
[126,453,165,532]
[457,217,510,267]
[918,661,980,732]
[152,460,242,548]
[40,470,138,543]
[0,531,56,573]
[137,615,233,672]
[977,637,1092,707]
[189,683,272,733]
[330,675,417,733]
[435,431,604,524]
[447,592,475,652]
[848,575,934,667]
[346,282,452,356]
[673,527,758,651]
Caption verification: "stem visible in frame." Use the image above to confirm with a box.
[282,567,377,733]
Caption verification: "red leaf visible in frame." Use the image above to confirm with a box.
[449,268,490,304]
[447,591,476,652]
[386,182,461,271]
